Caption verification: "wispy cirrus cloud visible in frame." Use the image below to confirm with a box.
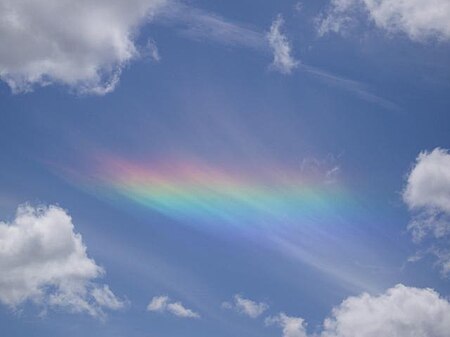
[167,7,396,109]
[299,64,399,111]
[273,237,384,293]
[154,2,267,50]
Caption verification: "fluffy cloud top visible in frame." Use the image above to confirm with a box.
[403,148,450,275]
[0,205,123,317]
[267,285,450,337]
[222,294,268,318]
[318,0,450,41]
[147,295,200,318]
[321,284,450,337]
[267,15,298,74]
[266,313,308,337]
[0,0,165,94]
[404,148,450,215]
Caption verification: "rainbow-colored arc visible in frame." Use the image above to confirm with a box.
[85,156,354,227]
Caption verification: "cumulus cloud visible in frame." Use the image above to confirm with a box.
[267,15,299,74]
[147,295,200,318]
[222,294,268,318]
[0,0,165,94]
[320,284,450,337]
[404,148,450,216]
[0,205,123,317]
[265,313,308,337]
[318,0,450,41]
[403,148,450,275]
[267,285,450,337]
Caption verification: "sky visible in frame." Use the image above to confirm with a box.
[1,1,450,336]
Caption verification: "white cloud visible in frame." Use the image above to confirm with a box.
[91,285,125,310]
[433,249,450,276]
[167,301,200,318]
[0,0,398,104]
[321,284,450,337]
[267,15,299,74]
[266,313,308,337]
[222,294,268,318]
[0,205,123,317]
[148,295,169,312]
[294,2,303,13]
[300,155,341,184]
[298,64,399,111]
[267,285,450,337]
[403,148,450,275]
[161,7,301,76]
[145,38,161,62]
[157,3,267,50]
[404,148,450,215]
[0,0,165,94]
[318,0,450,41]
[147,295,200,318]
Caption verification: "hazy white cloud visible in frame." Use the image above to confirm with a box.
[321,284,450,337]
[433,249,450,276]
[403,148,450,275]
[157,3,266,50]
[91,285,125,310]
[0,0,166,94]
[266,313,308,337]
[147,295,200,318]
[267,285,450,337]
[167,301,200,318]
[161,7,299,76]
[267,15,299,74]
[148,295,169,312]
[294,2,304,13]
[300,155,341,184]
[298,64,399,111]
[222,294,268,318]
[145,38,161,62]
[318,0,450,41]
[0,205,123,317]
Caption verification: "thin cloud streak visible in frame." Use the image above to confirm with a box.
[300,64,400,111]
[154,2,397,110]
[156,2,267,50]
[273,236,387,294]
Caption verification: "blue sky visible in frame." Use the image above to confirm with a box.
[1,1,450,336]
